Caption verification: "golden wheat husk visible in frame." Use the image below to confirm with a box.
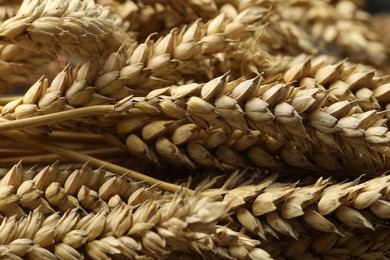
[0,161,149,215]
[0,5,270,114]
[1,0,390,258]
[0,0,131,58]
[2,58,390,175]
[1,162,390,259]
[4,160,390,242]
[0,187,271,259]
[206,172,390,240]
[261,227,390,259]
[115,75,388,174]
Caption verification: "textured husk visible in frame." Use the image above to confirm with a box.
[1,0,390,259]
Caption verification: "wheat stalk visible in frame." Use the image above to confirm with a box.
[3,130,193,194]
[0,147,127,166]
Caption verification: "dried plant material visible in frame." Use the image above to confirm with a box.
[4,65,390,174]
[0,0,130,57]
[0,2,21,22]
[105,75,389,174]
[261,227,390,259]
[275,0,389,67]
[1,0,390,258]
[0,185,270,259]
[205,172,390,239]
[0,5,270,114]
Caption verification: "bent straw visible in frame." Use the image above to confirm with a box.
[5,131,194,195]
[0,105,116,132]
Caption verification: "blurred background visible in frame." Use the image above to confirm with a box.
[365,0,390,13]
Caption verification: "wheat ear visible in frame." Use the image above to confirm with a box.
[0,0,130,58]
[276,0,389,67]
[210,173,390,239]
[5,131,192,195]
[0,192,271,259]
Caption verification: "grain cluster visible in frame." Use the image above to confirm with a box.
[0,0,389,259]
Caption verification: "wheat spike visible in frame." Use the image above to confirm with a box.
[0,190,270,259]
[0,0,130,58]
[2,65,389,174]
[0,161,155,216]
[112,74,388,174]
[223,0,387,68]
[275,0,389,67]
[0,44,55,93]
[208,172,390,239]
[141,0,219,20]
[0,6,269,115]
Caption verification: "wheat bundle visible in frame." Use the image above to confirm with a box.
[0,0,390,259]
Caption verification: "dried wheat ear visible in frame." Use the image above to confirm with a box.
[2,56,389,175]
[0,0,390,259]
[0,162,272,259]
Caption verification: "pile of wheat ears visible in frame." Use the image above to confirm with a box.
[0,0,389,259]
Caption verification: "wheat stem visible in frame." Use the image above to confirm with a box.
[0,95,21,105]
[0,147,127,166]
[5,131,194,195]
[48,130,104,142]
[0,105,116,132]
